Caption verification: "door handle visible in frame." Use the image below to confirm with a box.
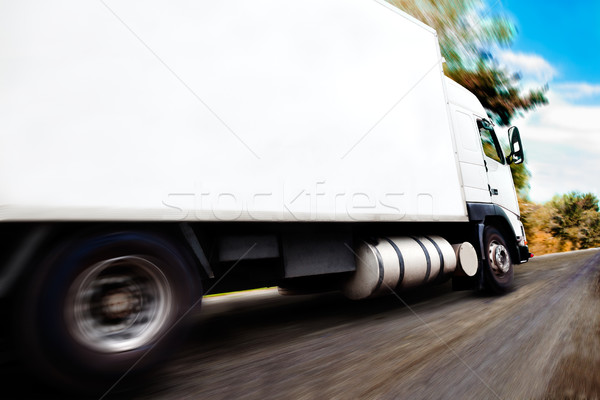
[490,188,499,196]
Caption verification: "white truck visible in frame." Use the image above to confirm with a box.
[0,0,529,389]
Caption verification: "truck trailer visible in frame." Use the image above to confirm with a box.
[0,0,529,389]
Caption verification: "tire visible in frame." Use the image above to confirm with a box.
[482,226,514,294]
[13,230,201,392]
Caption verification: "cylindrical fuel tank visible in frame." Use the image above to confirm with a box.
[452,242,478,277]
[342,235,458,300]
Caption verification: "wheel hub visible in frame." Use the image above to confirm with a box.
[101,289,138,320]
[66,256,172,353]
[489,241,511,274]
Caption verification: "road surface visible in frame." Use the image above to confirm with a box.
[3,249,600,399]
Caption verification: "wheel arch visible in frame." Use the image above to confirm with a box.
[466,203,520,264]
[483,216,519,264]
[3,223,206,300]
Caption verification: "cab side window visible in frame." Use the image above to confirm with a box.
[477,119,505,164]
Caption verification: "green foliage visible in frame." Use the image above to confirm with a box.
[388,0,515,71]
[548,192,600,249]
[388,0,547,124]
[446,61,548,126]
[521,192,600,254]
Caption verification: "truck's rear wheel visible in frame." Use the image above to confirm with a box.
[14,231,201,392]
[482,226,514,293]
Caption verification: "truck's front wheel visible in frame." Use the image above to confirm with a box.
[482,226,514,293]
[14,231,201,392]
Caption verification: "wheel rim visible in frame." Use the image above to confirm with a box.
[488,240,511,276]
[66,256,173,353]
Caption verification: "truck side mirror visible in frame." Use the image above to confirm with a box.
[507,126,524,165]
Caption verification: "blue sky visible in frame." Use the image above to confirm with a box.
[489,0,600,202]
[502,0,600,87]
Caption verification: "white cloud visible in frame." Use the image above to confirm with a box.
[496,50,557,83]
[527,149,600,203]
[515,89,600,203]
[552,82,600,100]
[520,90,600,142]
[489,50,600,202]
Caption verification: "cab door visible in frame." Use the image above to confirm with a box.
[476,118,519,215]
[450,106,490,203]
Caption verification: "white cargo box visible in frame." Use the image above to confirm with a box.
[0,0,467,222]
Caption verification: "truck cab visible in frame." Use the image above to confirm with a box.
[445,77,528,259]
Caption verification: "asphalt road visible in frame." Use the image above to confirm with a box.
[4,249,600,399]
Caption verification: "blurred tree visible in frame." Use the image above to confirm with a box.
[446,60,548,126]
[519,192,600,254]
[519,197,565,254]
[388,0,515,71]
[388,0,548,197]
[548,192,600,250]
